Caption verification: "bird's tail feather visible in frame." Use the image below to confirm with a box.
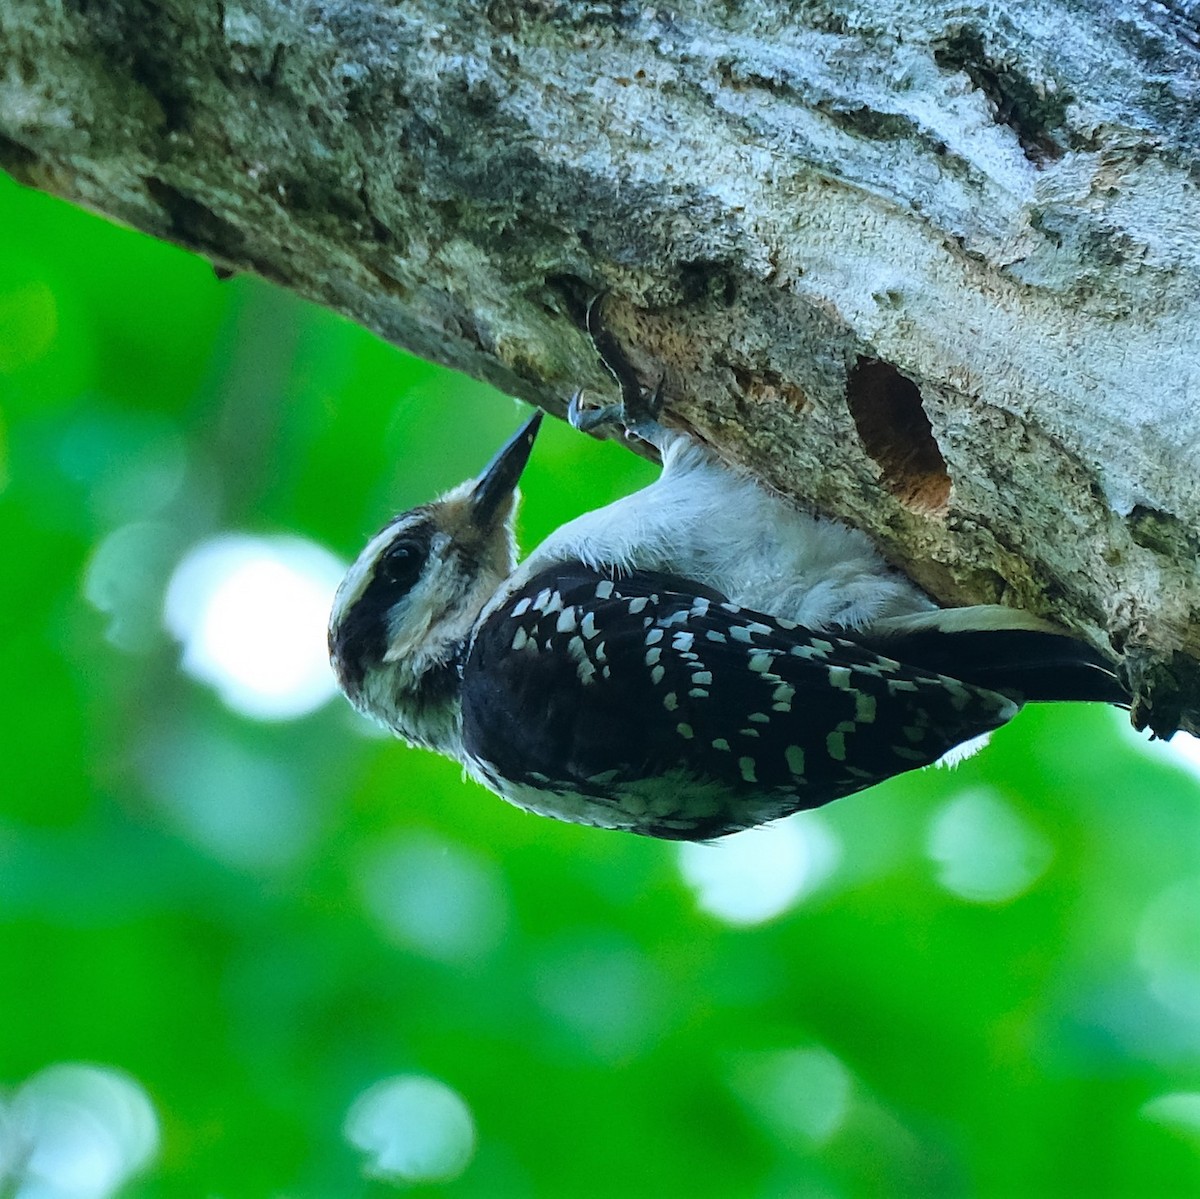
[850,626,1128,705]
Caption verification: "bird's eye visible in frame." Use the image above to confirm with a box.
[379,541,423,589]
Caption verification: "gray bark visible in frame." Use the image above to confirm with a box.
[2,0,1198,734]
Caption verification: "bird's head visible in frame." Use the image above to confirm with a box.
[328,411,542,741]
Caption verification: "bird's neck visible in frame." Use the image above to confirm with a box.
[364,639,468,756]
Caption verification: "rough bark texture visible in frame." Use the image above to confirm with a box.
[2,0,1198,735]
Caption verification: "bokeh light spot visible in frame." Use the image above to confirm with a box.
[4,1063,158,1199]
[678,814,841,926]
[59,409,188,524]
[927,788,1053,904]
[1163,731,1200,781]
[84,522,185,654]
[139,723,314,871]
[726,1047,852,1147]
[164,533,345,719]
[534,933,667,1063]
[1112,710,1200,786]
[1136,877,1200,1025]
[344,1076,475,1185]
[1141,1092,1200,1148]
[358,833,509,963]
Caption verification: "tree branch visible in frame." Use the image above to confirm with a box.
[3,0,1198,734]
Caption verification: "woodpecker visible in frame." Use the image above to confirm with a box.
[329,306,1126,840]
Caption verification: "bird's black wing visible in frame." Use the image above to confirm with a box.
[461,565,1018,836]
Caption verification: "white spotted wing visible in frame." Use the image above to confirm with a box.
[461,566,1017,826]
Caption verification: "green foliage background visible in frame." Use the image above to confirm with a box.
[1,170,1198,1197]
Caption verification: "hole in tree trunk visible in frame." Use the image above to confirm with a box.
[846,359,951,516]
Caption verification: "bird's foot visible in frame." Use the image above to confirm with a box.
[567,377,665,442]
[569,294,669,450]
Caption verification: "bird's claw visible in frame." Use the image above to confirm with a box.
[568,390,623,434]
[568,378,665,442]
[572,294,668,449]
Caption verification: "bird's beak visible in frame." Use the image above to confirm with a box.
[470,410,544,525]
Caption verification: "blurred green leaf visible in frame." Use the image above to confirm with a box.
[1,169,1197,1198]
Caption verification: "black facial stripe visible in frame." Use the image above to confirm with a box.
[364,518,436,603]
[331,517,437,693]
